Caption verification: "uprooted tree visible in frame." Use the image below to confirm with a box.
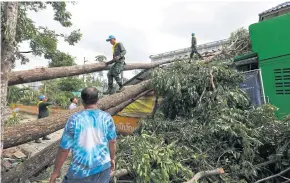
[2,4,289,182]
[114,61,290,183]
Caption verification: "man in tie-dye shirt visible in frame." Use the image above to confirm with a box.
[50,87,117,183]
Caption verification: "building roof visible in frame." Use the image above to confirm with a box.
[149,39,228,60]
[123,69,151,86]
[259,2,290,16]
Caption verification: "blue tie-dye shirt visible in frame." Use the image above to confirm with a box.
[60,109,117,179]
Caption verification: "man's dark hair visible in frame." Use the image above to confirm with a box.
[70,97,76,103]
[81,87,99,105]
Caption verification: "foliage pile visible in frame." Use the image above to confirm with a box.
[116,61,290,183]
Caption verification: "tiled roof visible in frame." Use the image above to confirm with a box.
[259,2,290,16]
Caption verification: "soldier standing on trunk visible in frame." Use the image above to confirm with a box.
[104,35,126,94]
[190,33,203,60]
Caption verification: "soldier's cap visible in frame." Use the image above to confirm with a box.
[106,35,116,42]
[192,33,195,36]
[39,95,46,100]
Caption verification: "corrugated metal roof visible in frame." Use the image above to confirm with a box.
[149,39,228,59]
[123,69,151,86]
[259,1,290,16]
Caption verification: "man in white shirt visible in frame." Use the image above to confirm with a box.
[68,97,78,110]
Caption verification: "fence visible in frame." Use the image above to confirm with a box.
[239,69,266,106]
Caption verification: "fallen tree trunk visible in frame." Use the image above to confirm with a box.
[3,80,151,149]
[8,59,173,86]
[1,90,149,183]
[2,140,60,183]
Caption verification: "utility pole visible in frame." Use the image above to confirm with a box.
[83,57,88,82]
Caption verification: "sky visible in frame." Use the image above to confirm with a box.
[14,0,286,79]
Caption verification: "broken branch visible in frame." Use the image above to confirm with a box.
[186,168,225,183]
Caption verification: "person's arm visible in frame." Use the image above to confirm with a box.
[54,148,70,173]
[112,43,126,62]
[106,115,117,173]
[105,59,115,65]
[43,102,53,107]
[109,139,117,163]
[118,43,126,58]
[191,37,196,47]
[191,37,194,47]
[50,116,75,183]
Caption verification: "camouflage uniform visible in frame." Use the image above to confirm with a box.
[107,42,126,93]
[190,36,203,60]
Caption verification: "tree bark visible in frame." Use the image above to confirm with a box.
[8,60,174,86]
[3,80,151,149]
[2,140,60,183]
[1,91,145,183]
[111,169,129,179]
[186,168,224,183]
[1,2,19,146]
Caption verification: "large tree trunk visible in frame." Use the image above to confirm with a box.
[1,2,19,142]
[8,59,174,86]
[3,80,151,149]
[1,90,149,183]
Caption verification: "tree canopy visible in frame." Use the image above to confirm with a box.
[1,2,82,68]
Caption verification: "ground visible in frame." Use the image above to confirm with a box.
[3,112,71,183]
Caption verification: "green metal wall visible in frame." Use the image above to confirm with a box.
[259,55,290,119]
[249,13,290,61]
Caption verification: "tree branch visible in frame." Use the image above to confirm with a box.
[210,69,215,91]
[254,167,290,183]
[110,169,129,178]
[186,168,224,183]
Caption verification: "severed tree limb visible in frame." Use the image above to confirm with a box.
[254,167,290,183]
[254,159,279,168]
[1,94,141,183]
[210,70,215,91]
[3,80,151,149]
[8,60,176,86]
[111,169,129,179]
[186,168,225,183]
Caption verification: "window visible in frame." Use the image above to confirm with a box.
[274,68,290,95]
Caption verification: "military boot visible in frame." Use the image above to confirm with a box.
[116,82,123,93]
[35,139,41,143]
[42,136,51,140]
[104,87,113,95]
